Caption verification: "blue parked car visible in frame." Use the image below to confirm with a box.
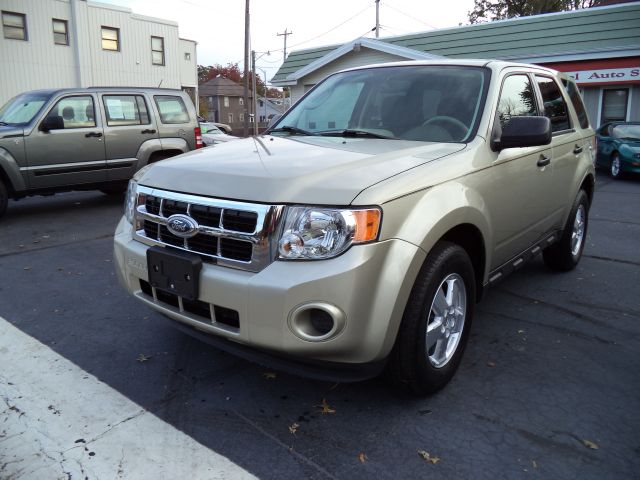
[595,122,640,179]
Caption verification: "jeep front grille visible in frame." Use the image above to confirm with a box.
[133,186,284,272]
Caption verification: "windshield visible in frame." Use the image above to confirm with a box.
[613,124,640,140]
[270,65,490,143]
[0,92,52,126]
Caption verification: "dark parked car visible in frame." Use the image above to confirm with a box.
[595,122,640,179]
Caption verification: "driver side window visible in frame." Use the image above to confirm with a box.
[46,96,96,129]
[496,75,538,127]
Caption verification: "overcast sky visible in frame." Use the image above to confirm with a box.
[99,0,476,83]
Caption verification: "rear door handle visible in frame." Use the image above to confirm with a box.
[85,132,103,138]
[141,129,156,134]
[573,145,583,154]
[537,155,551,167]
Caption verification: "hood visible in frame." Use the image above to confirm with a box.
[139,135,466,205]
[0,125,24,139]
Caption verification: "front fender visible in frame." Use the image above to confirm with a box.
[0,147,27,191]
[380,182,493,281]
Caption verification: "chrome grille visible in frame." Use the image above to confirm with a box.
[133,186,285,272]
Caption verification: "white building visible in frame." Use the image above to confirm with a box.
[0,0,197,106]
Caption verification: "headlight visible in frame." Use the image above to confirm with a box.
[278,206,381,260]
[124,179,138,224]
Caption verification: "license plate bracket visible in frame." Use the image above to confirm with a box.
[146,246,202,301]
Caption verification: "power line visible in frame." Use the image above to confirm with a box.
[384,2,437,30]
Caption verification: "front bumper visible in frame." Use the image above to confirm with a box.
[114,217,425,370]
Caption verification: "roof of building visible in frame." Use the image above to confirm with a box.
[271,3,640,84]
[199,76,252,97]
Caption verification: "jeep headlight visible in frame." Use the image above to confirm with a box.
[124,179,138,224]
[278,207,381,260]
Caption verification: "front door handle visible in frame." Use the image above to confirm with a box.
[537,155,551,167]
[141,129,157,134]
[85,132,103,138]
[573,145,583,154]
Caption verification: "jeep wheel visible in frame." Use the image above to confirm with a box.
[0,181,8,219]
[610,154,622,179]
[543,190,589,271]
[388,241,475,395]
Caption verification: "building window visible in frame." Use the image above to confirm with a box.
[239,113,244,122]
[601,89,628,124]
[101,26,119,51]
[184,52,191,61]
[228,113,234,123]
[239,97,244,106]
[2,11,27,40]
[52,19,68,45]
[224,97,229,108]
[151,36,165,66]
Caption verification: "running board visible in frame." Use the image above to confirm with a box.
[488,232,560,286]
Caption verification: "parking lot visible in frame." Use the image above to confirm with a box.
[1,172,639,479]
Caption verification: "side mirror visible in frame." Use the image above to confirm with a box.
[40,115,64,132]
[492,116,551,151]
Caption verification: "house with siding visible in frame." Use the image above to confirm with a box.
[271,3,640,127]
[199,76,253,130]
[0,0,197,107]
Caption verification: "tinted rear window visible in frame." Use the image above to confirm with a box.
[562,78,590,129]
[535,76,571,133]
[154,95,189,124]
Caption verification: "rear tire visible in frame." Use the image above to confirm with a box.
[0,181,8,219]
[387,241,475,395]
[543,190,589,271]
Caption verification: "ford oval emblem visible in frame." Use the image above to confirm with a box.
[166,214,199,238]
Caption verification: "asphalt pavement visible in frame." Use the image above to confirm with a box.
[1,172,639,479]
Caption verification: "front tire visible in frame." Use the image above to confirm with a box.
[543,189,589,271]
[388,241,475,395]
[610,153,622,179]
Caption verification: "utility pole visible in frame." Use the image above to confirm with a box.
[252,50,258,136]
[277,29,292,61]
[375,0,380,38]
[243,0,250,137]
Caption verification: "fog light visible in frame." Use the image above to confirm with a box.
[310,309,334,335]
[288,302,346,342]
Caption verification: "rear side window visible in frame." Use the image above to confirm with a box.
[154,95,189,124]
[562,78,589,129]
[46,95,96,129]
[535,76,571,133]
[103,95,150,126]
[496,74,538,127]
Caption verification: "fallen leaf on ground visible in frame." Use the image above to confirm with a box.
[289,422,299,434]
[136,353,152,362]
[486,361,496,368]
[316,398,336,414]
[263,372,277,380]
[582,439,599,449]
[418,450,440,464]
[358,452,367,463]
[532,460,538,469]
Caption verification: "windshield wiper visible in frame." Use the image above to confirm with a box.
[0,121,9,126]
[269,125,316,136]
[318,129,397,139]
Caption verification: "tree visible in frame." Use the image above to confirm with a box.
[468,0,604,24]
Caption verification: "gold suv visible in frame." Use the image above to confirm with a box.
[114,60,595,394]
